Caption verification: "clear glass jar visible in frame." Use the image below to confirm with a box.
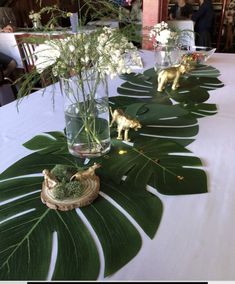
[154,44,181,72]
[60,73,111,158]
[32,19,42,30]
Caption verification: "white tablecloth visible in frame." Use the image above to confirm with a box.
[1,51,235,281]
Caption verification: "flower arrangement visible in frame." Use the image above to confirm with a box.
[29,10,42,29]
[26,27,142,157]
[18,0,143,158]
[149,21,178,46]
[34,27,142,80]
[149,21,194,71]
[29,10,41,22]
[28,5,74,30]
[149,21,181,71]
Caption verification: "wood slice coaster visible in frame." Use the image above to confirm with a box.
[41,164,100,211]
[41,176,100,211]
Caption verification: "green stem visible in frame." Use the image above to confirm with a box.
[67,71,104,152]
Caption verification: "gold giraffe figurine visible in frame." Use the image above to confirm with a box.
[157,64,190,92]
[109,108,142,142]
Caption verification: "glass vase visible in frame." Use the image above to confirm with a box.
[32,19,42,30]
[154,44,181,72]
[60,73,111,158]
[69,12,79,33]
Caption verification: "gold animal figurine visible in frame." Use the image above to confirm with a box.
[157,64,189,92]
[70,163,101,181]
[42,169,59,189]
[109,108,142,142]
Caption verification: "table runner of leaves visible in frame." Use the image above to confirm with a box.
[0,65,223,280]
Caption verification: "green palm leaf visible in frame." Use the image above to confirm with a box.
[110,100,198,147]
[98,137,207,195]
[0,133,163,280]
[118,66,223,113]
[182,103,217,118]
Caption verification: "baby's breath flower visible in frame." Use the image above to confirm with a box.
[29,10,41,21]
[33,27,142,80]
[149,21,181,46]
[69,45,75,52]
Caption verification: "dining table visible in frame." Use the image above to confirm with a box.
[0,50,235,281]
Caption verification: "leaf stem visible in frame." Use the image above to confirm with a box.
[0,209,50,272]
[132,147,183,180]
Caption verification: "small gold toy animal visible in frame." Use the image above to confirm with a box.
[109,108,142,142]
[70,163,101,181]
[42,169,59,189]
[157,64,188,92]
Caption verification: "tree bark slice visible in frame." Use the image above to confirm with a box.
[41,175,100,211]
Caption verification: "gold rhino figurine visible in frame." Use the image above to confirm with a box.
[157,64,190,92]
[110,108,142,142]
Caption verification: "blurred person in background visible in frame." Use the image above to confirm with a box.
[191,0,214,47]
[0,52,17,82]
[0,6,16,32]
[0,24,13,32]
[169,0,193,20]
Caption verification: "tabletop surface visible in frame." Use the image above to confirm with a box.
[1,51,235,281]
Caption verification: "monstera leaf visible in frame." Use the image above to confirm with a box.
[110,99,198,147]
[97,137,207,195]
[0,133,163,280]
[0,178,162,280]
[119,66,223,111]
[182,103,217,118]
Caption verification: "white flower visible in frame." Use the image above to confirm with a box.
[157,29,172,45]
[29,10,41,21]
[69,45,75,52]
[33,27,142,78]
[149,21,178,46]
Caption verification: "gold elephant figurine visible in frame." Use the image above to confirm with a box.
[157,64,190,92]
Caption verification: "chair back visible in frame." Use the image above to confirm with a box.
[15,34,63,73]
[15,34,38,73]
[15,33,65,87]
